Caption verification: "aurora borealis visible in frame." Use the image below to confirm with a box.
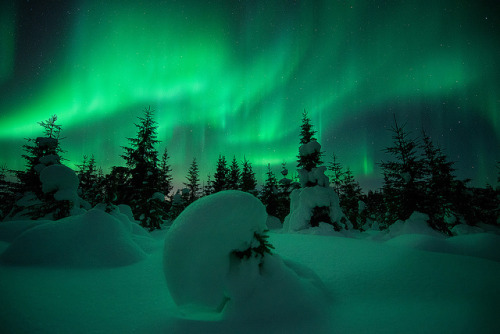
[0,0,499,190]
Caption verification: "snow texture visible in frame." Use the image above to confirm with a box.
[298,139,321,157]
[283,185,347,232]
[298,166,329,187]
[0,197,499,333]
[40,164,79,202]
[0,208,152,267]
[163,190,328,320]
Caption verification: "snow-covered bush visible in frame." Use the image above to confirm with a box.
[163,190,329,320]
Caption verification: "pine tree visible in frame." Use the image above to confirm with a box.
[420,130,457,234]
[76,154,99,207]
[0,165,17,219]
[227,156,241,190]
[260,164,279,217]
[203,174,214,196]
[339,168,364,229]
[297,110,323,173]
[240,157,258,196]
[159,148,174,198]
[121,107,165,230]
[184,158,200,204]
[327,153,344,195]
[276,161,293,222]
[13,115,74,220]
[17,115,63,197]
[285,110,344,231]
[212,155,228,193]
[380,117,424,227]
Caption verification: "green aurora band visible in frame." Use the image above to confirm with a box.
[0,0,499,189]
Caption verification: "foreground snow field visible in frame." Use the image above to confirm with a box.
[1,205,499,333]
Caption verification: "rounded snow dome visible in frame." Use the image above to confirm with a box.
[163,190,268,312]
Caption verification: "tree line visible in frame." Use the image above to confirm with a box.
[0,108,499,234]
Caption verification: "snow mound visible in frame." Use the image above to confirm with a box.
[0,208,153,267]
[163,190,328,321]
[283,186,347,232]
[375,212,445,241]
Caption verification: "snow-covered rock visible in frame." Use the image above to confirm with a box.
[283,186,347,232]
[163,190,328,320]
[0,209,152,267]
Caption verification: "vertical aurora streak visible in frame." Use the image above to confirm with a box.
[0,0,499,189]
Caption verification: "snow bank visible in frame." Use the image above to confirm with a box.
[283,186,347,232]
[163,190,329,321]
[0,208,153,267]
[383,212,445,239]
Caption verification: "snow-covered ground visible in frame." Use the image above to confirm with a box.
[1,193,499,333]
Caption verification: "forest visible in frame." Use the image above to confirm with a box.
[1,107,499,234]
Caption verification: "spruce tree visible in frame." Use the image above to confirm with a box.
[17,115,63,197]
[13,115,75,220]
[420,130,457,234]
[203,174,214,196]
[227,156,241,190]
[212,155,228,193]
[159,148,174,198]
[297,110,323,174]
[339,168,364,229]
[276,161,293,222]
[76,154,99,207]
[327,153,344,195]
[121,107,165,230]
[380,117,424,227]
[240,157,258,196]
[260,164,279,218]
[0,165,16,219]
[184,158,201,204]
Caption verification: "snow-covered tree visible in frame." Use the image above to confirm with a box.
[212,155,229,193]
[380,117,425,228]
[327,153,344,196]
[76,154,100,207]
[202,174,214,196]
[259,164,279,218]
[159,148,174,198]
[10,115,81,220]
[339,168,364,230]
[240,157,258,196]
[284,111,347,232]
[183,158,200,205]
[227,156,241,190]
[0,165,17,219]
[17,115,63,197]
[419,130,457,234]
[121,107,166,230]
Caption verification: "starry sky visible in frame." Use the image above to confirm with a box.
[0,0,499,190]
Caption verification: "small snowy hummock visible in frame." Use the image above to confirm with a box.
[0,208,152,267]
[163,190,329,321]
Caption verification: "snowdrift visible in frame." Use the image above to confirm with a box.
[163,190,329,323]
[0,208,153,267]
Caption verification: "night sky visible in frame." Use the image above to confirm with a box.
[0,0,499,190]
